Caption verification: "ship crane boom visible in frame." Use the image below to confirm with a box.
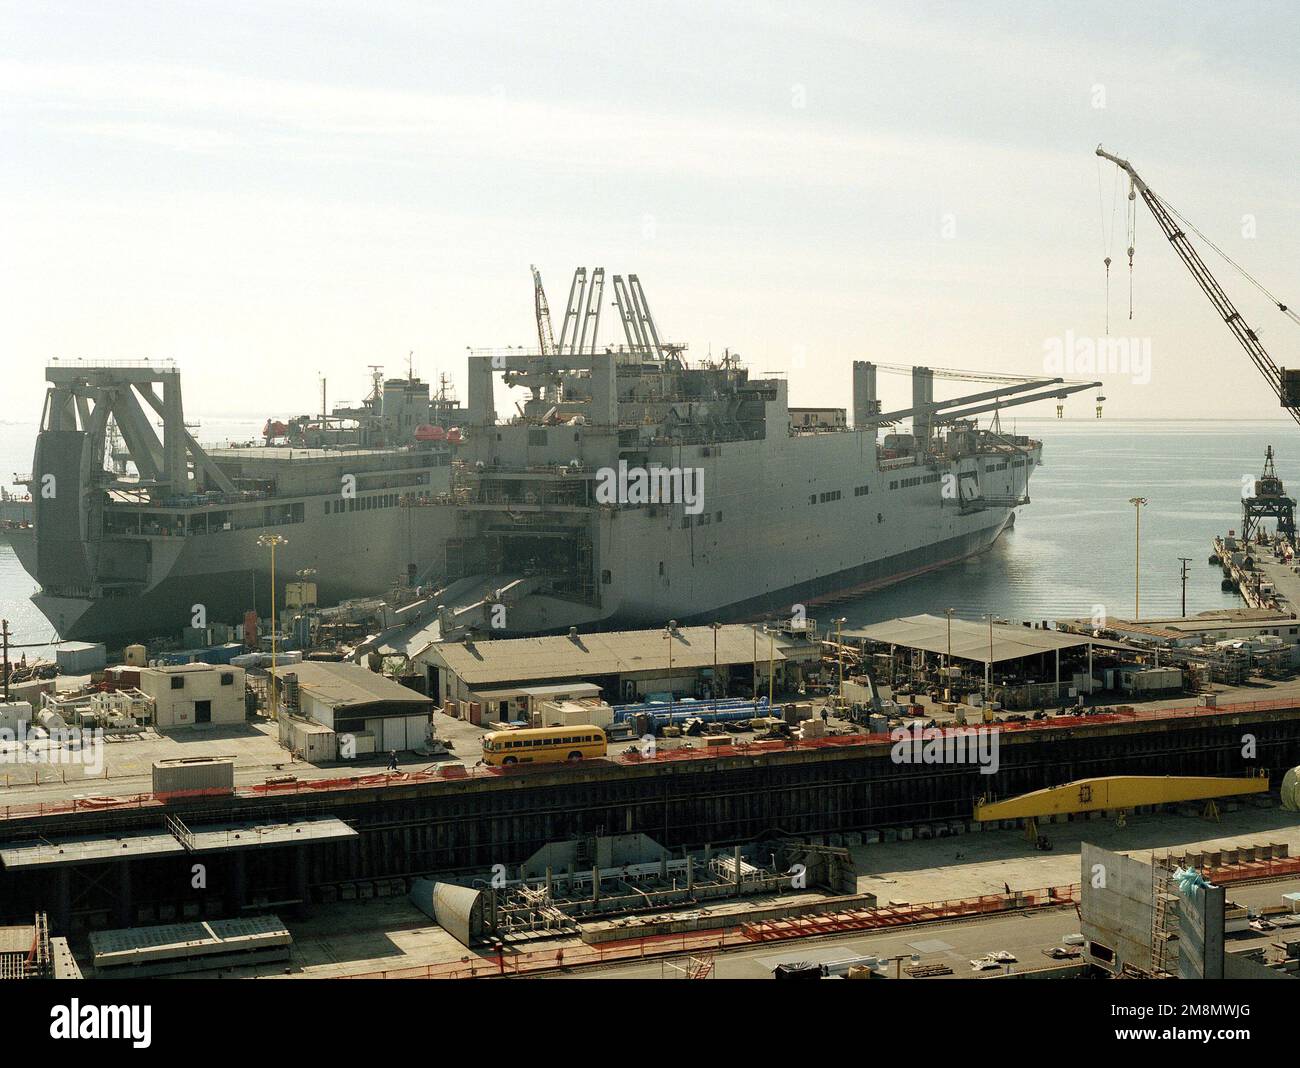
[530,264,557,357]
[1095,145,1300,427]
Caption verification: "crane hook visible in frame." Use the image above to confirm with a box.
[1104,256,1113,333]
[1127,245,1135,320]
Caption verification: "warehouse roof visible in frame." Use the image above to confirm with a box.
[140,662,235,675]
[843,614,1135,665]
[421,624,800,687]
[0,832,185,869]
[1058,608,1298,640]
[267,661,431,709]
[0,817,358,870]
[0,925,36,954]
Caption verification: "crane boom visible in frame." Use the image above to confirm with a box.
[1095,145,1300,427]
[530,264,557,356]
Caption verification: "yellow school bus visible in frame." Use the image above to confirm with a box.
[481,725,607,766]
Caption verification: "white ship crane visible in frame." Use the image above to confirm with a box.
[557,267,606,356]
[864,362,1101,430]
[530,264,557,356]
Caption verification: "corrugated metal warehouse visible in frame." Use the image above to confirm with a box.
[417,623,819,707]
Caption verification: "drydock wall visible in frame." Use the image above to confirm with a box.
[3,706,1300,930]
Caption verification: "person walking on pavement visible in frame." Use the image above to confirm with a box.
[387,750,398,771]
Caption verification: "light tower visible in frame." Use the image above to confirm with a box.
[257,533,288,715]
[1128,497,1148,620]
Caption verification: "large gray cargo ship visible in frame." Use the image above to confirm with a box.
[3,362,458,642]
[421,269,1099,635]
[5,270,1097,645]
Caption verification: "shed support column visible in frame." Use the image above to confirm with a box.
[116,860,133,927]
[294,848,311,917]
[231,851,247,913]
[51,868,71,933]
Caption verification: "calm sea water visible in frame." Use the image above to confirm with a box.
[1,417,1294,652]
[831,419,1291,626]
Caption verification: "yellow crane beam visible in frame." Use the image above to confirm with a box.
[974,774,1269,823]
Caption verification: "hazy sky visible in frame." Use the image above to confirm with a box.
[2,0,1297,429]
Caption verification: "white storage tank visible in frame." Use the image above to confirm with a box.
[1281,766,1300,812]
[35,707,67,731]
[124,644,148,667]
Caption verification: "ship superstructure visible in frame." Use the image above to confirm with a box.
[429,269,1099,634]
[4,361,459,641]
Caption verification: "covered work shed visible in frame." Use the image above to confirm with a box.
[417,623,818,707]
[842,613,1142,707]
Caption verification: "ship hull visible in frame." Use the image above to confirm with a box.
[484,428,1037,634]
[6,502,455,644]
[487,506,1018,635]
[647,509,1015,626]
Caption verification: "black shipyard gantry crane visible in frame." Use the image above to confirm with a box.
[1095,145,1300,426]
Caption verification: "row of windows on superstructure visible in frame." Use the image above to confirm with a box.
[888,473,942,491]
[810,484,872,504]
[809,490,842,505]
[681,510,724,528]
[809,462,1023,501]
[324,490,432,516]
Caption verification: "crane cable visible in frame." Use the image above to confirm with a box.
[1097,160,1121,333]
[1156,190,1300,330]
[1126,178,1137,319]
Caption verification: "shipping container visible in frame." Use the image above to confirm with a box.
[285,719,336,763]
[151,757,236,795]
[0,702,34,730]
[196,643,244,665]
[55,642,107,674]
